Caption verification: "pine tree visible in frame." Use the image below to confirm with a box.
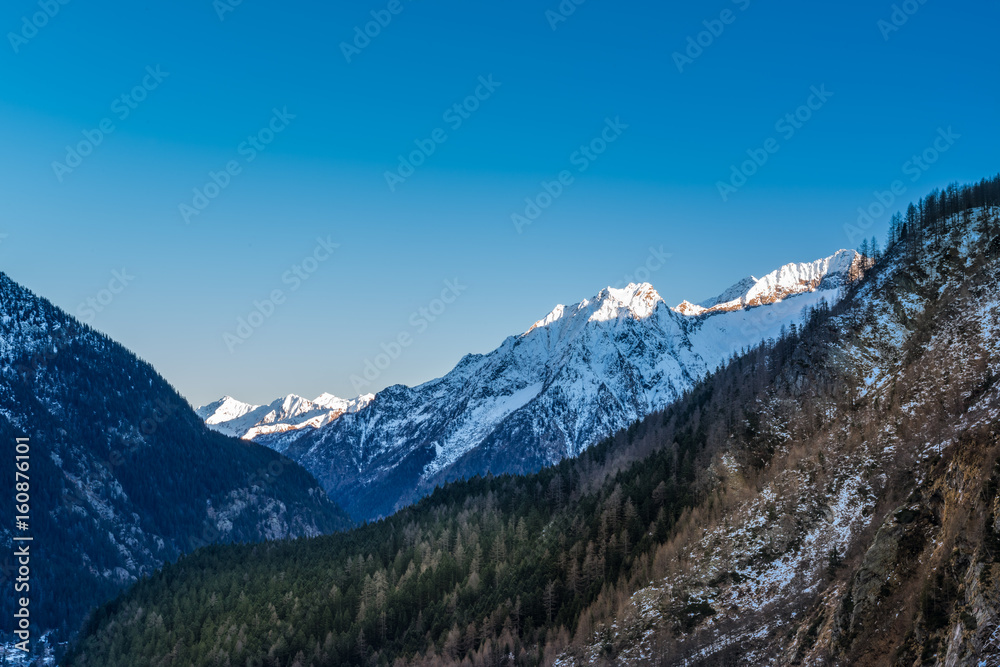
[543,580,557,623]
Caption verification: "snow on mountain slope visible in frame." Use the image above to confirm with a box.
[205,250,859,521]
[197,392,374,441]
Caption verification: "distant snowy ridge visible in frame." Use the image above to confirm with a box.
[673,248,859,316]
[197,392,374,441]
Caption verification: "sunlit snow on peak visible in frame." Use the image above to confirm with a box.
[524,304,567,335]
[524,283,664,335]
[590,282,663,321]
[672,249,860,316]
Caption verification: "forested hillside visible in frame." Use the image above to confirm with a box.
[65,175,1000,666]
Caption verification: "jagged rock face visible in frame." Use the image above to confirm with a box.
[0,274,351,639]
[831,444,999,667]
[202,251,857,521]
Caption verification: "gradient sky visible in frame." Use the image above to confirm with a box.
[1,0,997,407]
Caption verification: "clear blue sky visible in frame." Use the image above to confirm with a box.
[1,0,997,406]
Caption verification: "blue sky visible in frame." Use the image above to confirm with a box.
[1,0,997,406]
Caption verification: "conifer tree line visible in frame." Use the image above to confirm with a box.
[885,175,1000,255]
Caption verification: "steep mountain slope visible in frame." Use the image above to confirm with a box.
[207,250,859,520]
[0,273,352,646]
[64,177,1000,667]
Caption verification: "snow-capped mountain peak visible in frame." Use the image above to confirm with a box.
[697,275,761,310]
[200,395,259,423]
[525,304,567,335]
[590,282,663,321]
[525,282,663,335]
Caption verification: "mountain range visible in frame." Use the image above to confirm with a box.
[66,177,1000,667]
[201,249,862,520]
